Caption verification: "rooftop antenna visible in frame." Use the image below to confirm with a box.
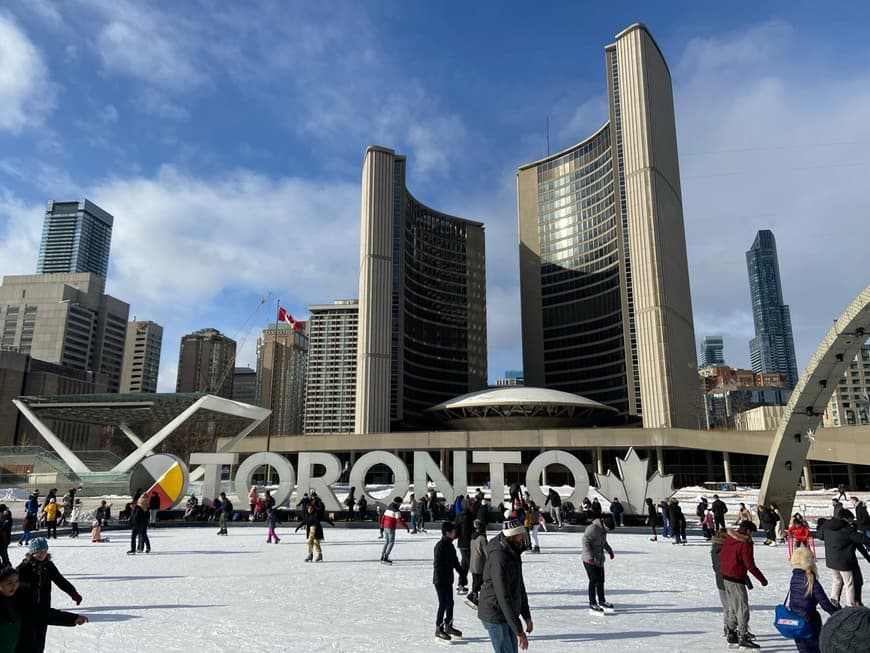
[546,116,550,156]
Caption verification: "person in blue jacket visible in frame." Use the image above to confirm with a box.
[788,546,839,653]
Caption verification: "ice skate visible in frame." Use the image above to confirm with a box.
[726,629,738,648]
[599,601,615,613]
[443,622,462,638]
[434,626,452,643]
[456,585,468,594]
[315,554,322,562]
[304,553,313,562]
[738,634,760,650]
[463,593,478,610]
[589,603,605,616]
[380,556,393,565]
[126,550,135,555]
[650,536,657,541]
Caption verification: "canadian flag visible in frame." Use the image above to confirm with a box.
[277,307,301,330]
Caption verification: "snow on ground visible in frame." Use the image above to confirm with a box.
[18,524,829,653]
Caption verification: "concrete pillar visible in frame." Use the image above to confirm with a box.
[440,449,447,475]
[594,447,604,476]
[802,463,813,492]
[540,448,548,486]
[848,463,857,492]
[656,447,665,476]
[722,452,732,484]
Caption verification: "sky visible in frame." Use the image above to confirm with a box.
[1,1,869,391]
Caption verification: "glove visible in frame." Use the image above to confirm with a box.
[760,579,768,587]
[71,592,82,606]
[609,551,614,560]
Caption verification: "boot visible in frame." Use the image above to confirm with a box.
[650,536,657,541]
[315,553,322,562]
[738,636,760,649]
[726,629,738,647]
[435,626,451,641]
[304,553,313,562]
[444,622,462,637]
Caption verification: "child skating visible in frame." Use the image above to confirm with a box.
[266,508,281,543]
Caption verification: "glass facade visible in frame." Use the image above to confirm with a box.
[38,200,113,279]
[700,336,725,367]
[746,230,799,388]
[533,125,631,413]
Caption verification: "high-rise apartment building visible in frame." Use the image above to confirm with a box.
[517,24,700,428]
[232,366,258,405]
[700,336,725,368]
[38,199,114,279]
[0,273,128,392]
[823,344,870,427]
[304,300,358,434]
[176,328,236,398]
[355,147,487,433]
[120,320,163,393]
[746,229,799,388]
[257,324,308,436]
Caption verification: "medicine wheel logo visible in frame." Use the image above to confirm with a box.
[130,454,190,510]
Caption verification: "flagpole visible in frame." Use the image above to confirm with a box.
[265,297,280,484]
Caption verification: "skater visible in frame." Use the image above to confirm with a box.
[379,497,408,564]
[295,503,333,561]
[788,546,840,653]
[217,492,233,535]
[128,496,150,554]
[696,496,709,524]
[466,519,488,608]
[148,491,160,526]
[816,508,870,607]
[702,510,715,540]
[544,488,563,528]
[296,492,311,519]
[344,487,356,522]
[772,503,786,544]
[15,537,83,652]
[265,507,281,543]
[760,503,779,545]
[68,500,81,539]
[831,498,843,518]
[0,565,88,653]
[711,529,730,640]
[711,495,728,532]
[787,515,811,549]
[645,497,658,541]
[736,502,752,526]
[527,502,542,553]
[17,493,40,547]
[478,519,533,652]
[357,495,367,522]
[659,499,672,538]
[408,493,418,533]
[433,521,464,641]
[42,499,58,540]
[850,496,870,538]
[457,504,475,591]
[719,520,767,649]
[668,498,687,545]
[610,498,624,528]
[582,515,615,614]
[248,485,259,520]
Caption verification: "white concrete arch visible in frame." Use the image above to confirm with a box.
[759,286,870,518]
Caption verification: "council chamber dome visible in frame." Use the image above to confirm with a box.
[427,386,622,430]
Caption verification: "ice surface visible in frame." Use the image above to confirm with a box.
[18,523,830,653]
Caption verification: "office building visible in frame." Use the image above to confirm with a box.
[304,300,358,434]
[0,273,128,392]
[176,328,236,398]
[356,147,487,433]
[699,336,725,368]
[257,324,308,436]
[232,366,258,405]
[119,320,163,393]
[37,199,113,279]
[495,370,525,387]
[746,229,799,388]
[517,24,699,427]
[823,344,870,427]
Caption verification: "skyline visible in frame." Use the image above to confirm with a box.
[1,3,869,391]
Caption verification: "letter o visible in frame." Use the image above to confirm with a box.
[525,450,590,508]
[348,451,410,506]
[234,452,296,507]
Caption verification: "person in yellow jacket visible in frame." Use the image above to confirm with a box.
[42,499,59,540]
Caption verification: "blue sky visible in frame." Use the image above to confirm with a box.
[1,1,869,391]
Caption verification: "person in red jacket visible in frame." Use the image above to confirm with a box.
[719,520,767,649]
[379,497,408,565]
[787,514,812,548]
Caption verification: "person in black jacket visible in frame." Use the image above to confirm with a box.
[850,497,870,537]
[0,505,11,567]
[544,489,563,528]
[645,497,658,541]
[456,507,475,593]
[128,499,150,555]
[148,491,160,526]
[15,538,82,652]
[711,495,728,532]
[817,510,870,607]
[668,498,687,545]
[295,504,334,562]
[1,565,87,653]
[478,519,533,652]
[433,521,463,641]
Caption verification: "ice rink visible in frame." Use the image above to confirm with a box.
[16,523,822,653]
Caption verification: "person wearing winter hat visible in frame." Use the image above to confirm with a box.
[820,606,870,652]
[379,497,408,565]
[16,538,82,652]
[582,515,616,614]
[478,518,533,652]
[719,520,767,649]
[788,546,839,653]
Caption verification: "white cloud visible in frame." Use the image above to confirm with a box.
[137,89,189,121]
[0,190,45,276]
[0,12,55,131]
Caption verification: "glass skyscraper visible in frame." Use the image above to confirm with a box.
[700,336,725,368]
[746,229,799,388]
[38,199,113,279]
[517,24,700,428]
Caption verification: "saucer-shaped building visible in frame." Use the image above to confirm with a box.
[428,386,621,430]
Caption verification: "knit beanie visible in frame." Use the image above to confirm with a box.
[502,519,525,537]
[820,607,870,652]
[27,537,48,554]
